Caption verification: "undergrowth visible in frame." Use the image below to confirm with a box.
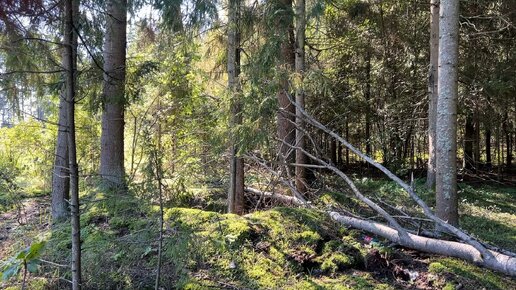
[1,179,515,289]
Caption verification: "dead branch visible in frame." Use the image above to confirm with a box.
[285,94,496,262]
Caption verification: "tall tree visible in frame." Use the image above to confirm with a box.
[436,0,459,227]
[227,0,245,214]
[426,0,439,189]
[275,0,296,164]
[62,0,81,287]
[294,0,306,193]
[100,0,127,187]
[51,71,70,221]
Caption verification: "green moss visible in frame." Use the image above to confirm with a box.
[443,283,456,290]
[428,262,448,273]
[429,258,516,290]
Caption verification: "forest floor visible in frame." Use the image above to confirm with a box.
[1,178,515,289]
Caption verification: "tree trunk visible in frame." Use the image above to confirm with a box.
[227,0,245,215]
[330,139,337,165]
[294,0,307,194]
[464,114,475,170]
[51,91,69,221]
[473,108,481,165]
[426,0,439,189]
[486,128,492,168]
[100,0,127,187]
[365,50,372,157]
[63,0,81,288]
[345,120,350,166]
[276,0,296,164]
[436,0,459,227]
[330,213,516,277]
[503,114,513,167]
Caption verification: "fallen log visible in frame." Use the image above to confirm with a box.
[329,211,516,276]
[244,187,304,205]
[246,145,516,276]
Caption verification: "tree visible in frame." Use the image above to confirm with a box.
[294,0,306,193]
[275,0,296,164]
[227,0,245,214]
[51,54,70,222]
[100,0,127,187]
[62,0,81,287]
[436,0,459,227]
[426,0,439,189]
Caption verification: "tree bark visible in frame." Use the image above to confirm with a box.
[365,49,372,157]
[486,128,492,168]
[276,0,296,164]
[464,114,475,170]
[100,0,127,187]
[503,114,513,167]
[227,0,245,215]
[330,213,516,277]
[63,0,81,288]
[426,0,439,189]
[51,90,69,221]
[294,0,307,194]
[436,0,459,227]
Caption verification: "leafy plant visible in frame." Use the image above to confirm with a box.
[1,241,46,289]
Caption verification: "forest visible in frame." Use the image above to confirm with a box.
[0,0,515,289]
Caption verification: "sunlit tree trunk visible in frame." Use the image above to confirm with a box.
[100,0,127,187]
[51,90,69,221]
[295,0,307,193]
[436,0,459,227]
[227,0,245,214]
[426,0,439,189]
[63,0,81,287]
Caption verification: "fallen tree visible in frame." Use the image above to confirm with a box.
[244,187,304,205]
[330,212,516,276]
[241,94,516,276]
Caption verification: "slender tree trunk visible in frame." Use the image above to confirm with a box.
[100,0,127,187]
[426,0,439,189]
[486,128,492,168]
[227,0,245,214]
[51,90,69,221]
[330,139,337,165]
[365,50,372,157]
[345,120,350,166]
[276,0,296,164]
[436,0,460,227]
[473,107,481,165]
[464,114,474,170]
[154,99,164,289]
[294,0,307,193]
[503,114,513,167]
[63,0,81,288]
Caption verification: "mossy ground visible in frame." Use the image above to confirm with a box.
[1,179,515,289]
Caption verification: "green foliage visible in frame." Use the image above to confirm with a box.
[1,241,46,281]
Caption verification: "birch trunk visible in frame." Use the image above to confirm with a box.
[100,0,127,187]
[436,0,459,227]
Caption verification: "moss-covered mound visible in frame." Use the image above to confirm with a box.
[4,186,516,289]
[162,207,379,289]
